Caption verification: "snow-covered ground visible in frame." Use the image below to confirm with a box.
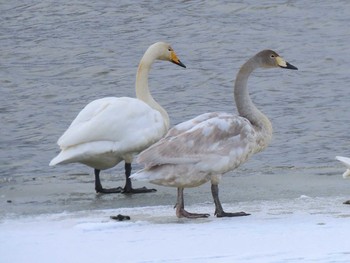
[1,195,350,263]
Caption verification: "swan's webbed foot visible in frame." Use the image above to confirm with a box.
[94,165,157,194]
[211,184,250,218]
[95,169,124,194]
[122,186,157,194]
[215,211,250,218]
[343,200,350,205]
[96,186,124,194]
[122,163,157,194]
[176,207,210,219]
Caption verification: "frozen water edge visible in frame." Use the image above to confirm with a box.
[1,196,350,263]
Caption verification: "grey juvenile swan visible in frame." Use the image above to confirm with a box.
[50,42,186,194]
[131,50,297,218]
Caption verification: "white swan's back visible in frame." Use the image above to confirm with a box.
[50,97,166,169]
[58,97,165,149]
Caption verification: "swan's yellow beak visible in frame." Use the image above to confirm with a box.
[276,56,298,70]
[170,51,186,68]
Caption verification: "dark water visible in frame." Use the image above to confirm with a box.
[1,0,350,217]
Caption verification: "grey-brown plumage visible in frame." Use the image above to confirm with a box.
[131,49,297,218]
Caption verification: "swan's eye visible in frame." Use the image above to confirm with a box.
[168,48,172,52]
[270,54,275,58]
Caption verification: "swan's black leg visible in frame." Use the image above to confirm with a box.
[122,163,157,194]
[94,169,123,194]
[211,184,250,217]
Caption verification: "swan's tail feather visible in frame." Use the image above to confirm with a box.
[49,152,73,166]
[130,170,150,181]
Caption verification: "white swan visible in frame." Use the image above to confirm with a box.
[131,50,297,218]
[335,156,350,204]
[335,156,350,178]
[50,42,186,194]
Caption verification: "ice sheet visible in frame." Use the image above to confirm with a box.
[1,196,350,263]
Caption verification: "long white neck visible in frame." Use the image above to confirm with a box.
[135,51,170,130]
[234,57,272,135]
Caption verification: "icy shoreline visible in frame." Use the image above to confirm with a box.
[1,196,350,263]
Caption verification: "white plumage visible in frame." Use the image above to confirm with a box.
[50,97,166,169]
[50,42,186,194]
[335,156,350,179]
[132,50,297,218]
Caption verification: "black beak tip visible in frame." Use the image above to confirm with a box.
[173,60,186,68]
[286,62,298,70]
[178,60,186,68]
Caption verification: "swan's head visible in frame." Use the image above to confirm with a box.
[256,50,298,70]
[147,42,186,68]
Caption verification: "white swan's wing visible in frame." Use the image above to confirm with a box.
[50,97,166,165]
[336,156,350,178]
[58,97,165,149]
[137,112,257,174]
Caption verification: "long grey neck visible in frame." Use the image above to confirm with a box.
[135,55,170,130]
[234,57,271,131]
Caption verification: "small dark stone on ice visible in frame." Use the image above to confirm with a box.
[110,214,131,221]
[7,200,12,203]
